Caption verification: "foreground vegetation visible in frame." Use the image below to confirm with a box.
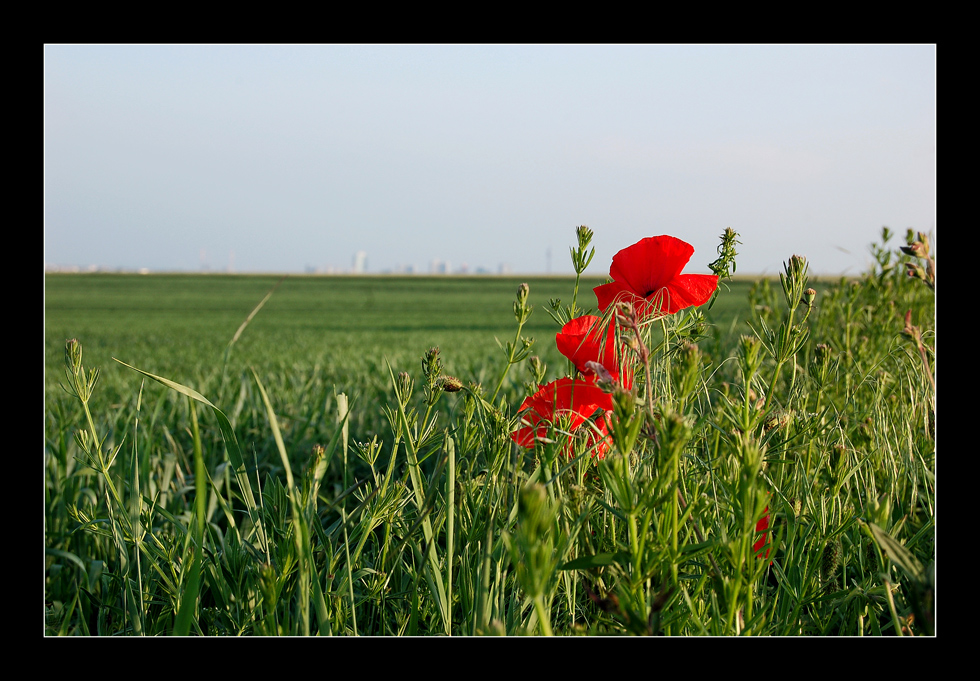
[44,227,934,635]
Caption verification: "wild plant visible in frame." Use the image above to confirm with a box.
[45,225,934,636]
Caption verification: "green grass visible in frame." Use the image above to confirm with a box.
[44,231,934,636]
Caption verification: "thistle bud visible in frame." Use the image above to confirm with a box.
[437,375,463,393]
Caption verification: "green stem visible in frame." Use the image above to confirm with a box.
[533,594,554,636]
[491,316,527,404]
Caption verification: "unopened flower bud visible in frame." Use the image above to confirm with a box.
[901,242,928,259]
[576,225,594,250]
[584,361,615,392]
[422,346,442,381]
[788,254,807,278]
[65,338,82,374]
[614,301,634,326]
[437,375,463,392]
[905,262,926,280]
[527,355,546,385]
[814,343,832,364]
[514,283,532,322]
[740,335,763,375]
[397,371,414,404]
[311,443,325,467]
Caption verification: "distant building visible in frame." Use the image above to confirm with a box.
[353,251,367,274]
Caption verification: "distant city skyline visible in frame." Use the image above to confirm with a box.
[45,44,935,277]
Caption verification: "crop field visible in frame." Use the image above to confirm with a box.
[44,229,935,636]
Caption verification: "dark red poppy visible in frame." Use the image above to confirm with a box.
[556,315,617,377]
[511,377,614,449]
[754,506,771,560]
[594,235,718,318]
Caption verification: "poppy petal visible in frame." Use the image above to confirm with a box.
[511,377,614,449]
[556,315,617,375]
[654,273,719,314]
[595,235,718,318]
[754,506,771,560]
[609,235,694,297]
[594,280,633,312]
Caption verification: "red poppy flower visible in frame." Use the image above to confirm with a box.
[556,315,617,377]
[511,377,614,448]
[754,506,771,560]
[580,412,614,460]
[594,235,718,318]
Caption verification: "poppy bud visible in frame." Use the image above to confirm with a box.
[584,360,615,392]
[901,242,927,259]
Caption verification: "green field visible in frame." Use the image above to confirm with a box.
[44,273,765,442]
[44,233,935,636]
[43,273,787,392]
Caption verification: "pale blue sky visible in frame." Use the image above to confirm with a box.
[44,44,935,276]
